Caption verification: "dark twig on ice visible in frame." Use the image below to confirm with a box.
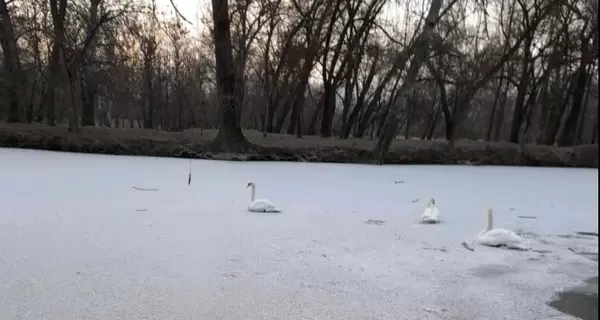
[188,159,192,185]
[517,215,538,219]
[461,242,475,251]
[575,231,599,237]
[136,209,148,212]
[132,186,159,191]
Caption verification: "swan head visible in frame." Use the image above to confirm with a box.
[427,198,436,206]
[487,208,494,221]
[246,182,255,188]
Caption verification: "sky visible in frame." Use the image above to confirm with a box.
[155,0,410,33]
[155,0,208,31]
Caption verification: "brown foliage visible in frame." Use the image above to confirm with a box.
[0,122,596,167]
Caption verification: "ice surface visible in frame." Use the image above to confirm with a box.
[0,147,597,320]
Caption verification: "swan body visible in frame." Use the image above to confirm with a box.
[420,198,440,223]
[477,209,527,250]
[246,182,281,213]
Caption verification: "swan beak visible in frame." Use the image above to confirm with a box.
[246,183,251,187]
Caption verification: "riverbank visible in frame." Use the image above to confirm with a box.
[0,122,597,167]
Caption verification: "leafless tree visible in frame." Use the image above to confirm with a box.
[0,0,596,155]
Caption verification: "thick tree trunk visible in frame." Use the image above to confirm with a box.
[80,0,101,127]
[0,0,26,122]
[208,0,251,152]
[320,83,336,137]
[48,0,69,128]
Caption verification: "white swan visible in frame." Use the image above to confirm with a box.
[420,198,440,223]
[246,182,281,213]
[476,208,528,250]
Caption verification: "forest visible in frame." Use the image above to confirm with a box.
[0,0,597,165]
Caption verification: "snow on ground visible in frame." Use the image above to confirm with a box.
[0,147,597,320]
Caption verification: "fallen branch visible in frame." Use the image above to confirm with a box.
[423,246,449,252]
[461,242,475,251]
[575,231,599,237]
[365,219,386,226]
[517,215,538,219]
[136,209,148,212]
[132,186,159,191]
[188,159,192,185]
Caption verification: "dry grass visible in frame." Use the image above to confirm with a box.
[0,122,597,167]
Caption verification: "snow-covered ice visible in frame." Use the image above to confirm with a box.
[0,147,597,320]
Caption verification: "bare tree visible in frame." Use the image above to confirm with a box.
[0,0,596,153]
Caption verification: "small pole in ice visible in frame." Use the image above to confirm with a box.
[188,159,192,185]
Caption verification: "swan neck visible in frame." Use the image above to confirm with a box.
[486,210,494,232]
[250,184,256,202]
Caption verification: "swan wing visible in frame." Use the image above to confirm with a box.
[477,229,527,249]
[421,207,440,223]
[248,199,281,213]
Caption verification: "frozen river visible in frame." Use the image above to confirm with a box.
[0,148,597,319]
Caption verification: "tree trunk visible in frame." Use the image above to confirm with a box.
[485,77,504,141]
[508,37,532,143]
[0,0,25,122]
[48,0,73,129]
[274,98,293,133]
[339,72,354,137]
[307,102,321,135]
[319,88,336,137]
[373,0,444,163]
[426,108,440,140]
[80,0,101,127]
[142,54,154,129]
[342,48,380,138]
[319,83,336,137]
[208,0,251,152]
[591,110,598,144]
[575,69,593,144]
[558,36,591,146]
[356,73,402,138]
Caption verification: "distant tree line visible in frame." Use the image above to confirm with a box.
[0,0,597,155]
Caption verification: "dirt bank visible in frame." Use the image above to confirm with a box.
[0,122,597,167]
